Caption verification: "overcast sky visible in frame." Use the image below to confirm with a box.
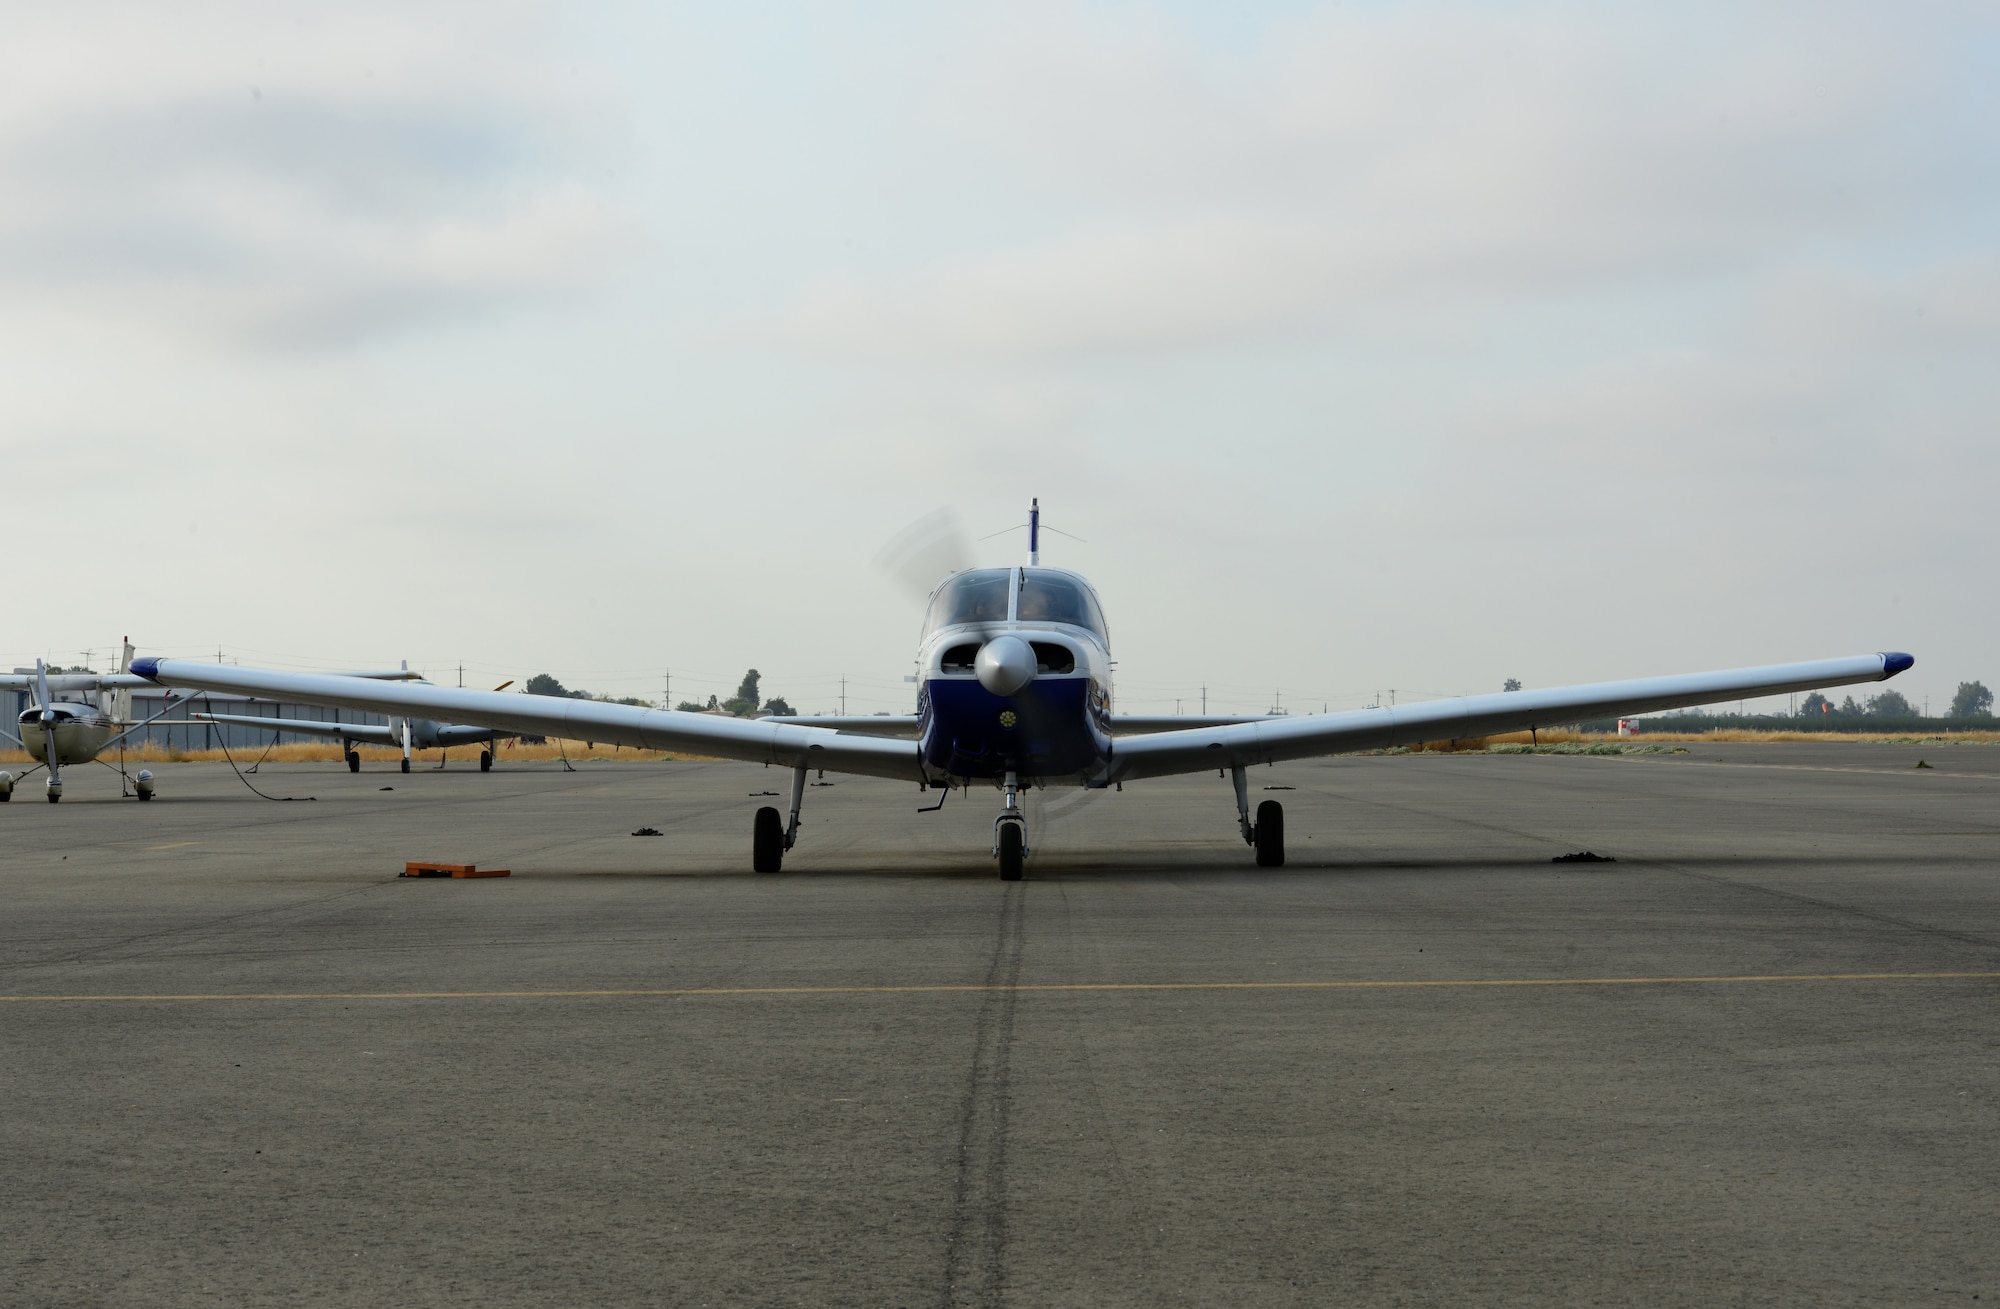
[3,1,1993,715]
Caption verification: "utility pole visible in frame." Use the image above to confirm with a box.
[1201,685,1207,715]
[664,669,671,709]
[841,677,847,716]
[458,663,464,688]
[1390,689,1396,706]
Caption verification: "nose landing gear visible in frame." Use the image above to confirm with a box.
[994,770,1027,880]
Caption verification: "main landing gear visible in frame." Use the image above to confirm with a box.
[479,749,492,773]
[753,763,810,873]
[345,749,361,773]
[1232,765,1284,867]
[994,771,1027,880]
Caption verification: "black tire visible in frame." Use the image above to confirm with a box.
[400,758,411,774]
[1254,800,1285,867]
[479,750,492,772]
[346,751,361,773]
[752,806,785,873]
[998,822,1025,881]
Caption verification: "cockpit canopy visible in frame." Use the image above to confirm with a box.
[923,567,1109,644]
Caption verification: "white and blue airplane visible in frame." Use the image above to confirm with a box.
[128,503,1914,877]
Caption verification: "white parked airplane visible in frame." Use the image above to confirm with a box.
[1,645,186,801]
[2,643,424,800]
[129,504,1914,876]
[189,687,518,774]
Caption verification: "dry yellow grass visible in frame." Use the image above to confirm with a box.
[1405,728,2000,751]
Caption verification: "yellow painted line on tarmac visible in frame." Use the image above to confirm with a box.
[1,971,1996,1004]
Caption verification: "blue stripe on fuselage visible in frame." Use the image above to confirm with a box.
[920,676,1109,780]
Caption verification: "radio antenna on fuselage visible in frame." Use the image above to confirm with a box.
[1030,498,1040,566]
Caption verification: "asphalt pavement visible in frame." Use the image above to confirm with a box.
[3,742,1996,1305]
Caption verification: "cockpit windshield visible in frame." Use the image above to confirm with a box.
[1018,571,1108,641]
[925,569,1011,635]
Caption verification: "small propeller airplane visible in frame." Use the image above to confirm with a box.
[0,645,194,801]
[2,643,425,801]
[128,502,1914,876]
[187,666,520,773]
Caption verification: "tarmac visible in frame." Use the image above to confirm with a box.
[3,741,1997,1306]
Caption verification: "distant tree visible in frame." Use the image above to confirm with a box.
[735,669,762,709]
[1838,695,1863,716]
[1503,679,1522,693]
[525,673,591,700]
[1799,692,1832,716]
[675,699,709,713]
[1866,690,1915,717]
[764,696,796,716]
[1949,680,1994,719]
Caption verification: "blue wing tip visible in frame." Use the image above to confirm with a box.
[1882,652,1915,677]
[130,656,161,681]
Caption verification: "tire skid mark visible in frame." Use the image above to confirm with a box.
[940,882,1025,1308]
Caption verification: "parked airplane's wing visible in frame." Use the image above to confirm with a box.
[0,669,419,693]
[1104,653,1914,784]
[132,660,925,783]
[190,713,403,747]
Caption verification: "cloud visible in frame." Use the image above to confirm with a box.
[0,1,634,347]
[750,2,1997,361]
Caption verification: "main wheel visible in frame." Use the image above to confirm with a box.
[479,750,492,772]
[1254,800,1285,867]
[998,822,1025,881]
[400,758,411,774]
[752,806,785,873]
[346,750,361,773]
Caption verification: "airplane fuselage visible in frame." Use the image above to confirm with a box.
[916,566,1114,784]
[18,704,117,766]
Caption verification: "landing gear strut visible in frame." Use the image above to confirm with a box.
[752,763,810,873]
[1232,765,1284,867]
[994,770,1027,880]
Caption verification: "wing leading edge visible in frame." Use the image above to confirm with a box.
[131,660,925,783]
[1103,653,1913,784]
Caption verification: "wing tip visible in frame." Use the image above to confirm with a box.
[1882,651,1915,677]
[130,656,161,682]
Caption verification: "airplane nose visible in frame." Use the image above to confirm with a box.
[975,636,1037,697]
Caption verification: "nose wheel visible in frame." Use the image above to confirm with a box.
[994,770,1028,879]
[997,820,1025,880]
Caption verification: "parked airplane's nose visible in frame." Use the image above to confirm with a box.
[975,636,1037,697]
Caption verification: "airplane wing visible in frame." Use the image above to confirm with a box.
[0,668,420,693]
[1103,653,1913,784]
[190,713,403,747]
[132,660,925,783]
[0,673,155,692]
